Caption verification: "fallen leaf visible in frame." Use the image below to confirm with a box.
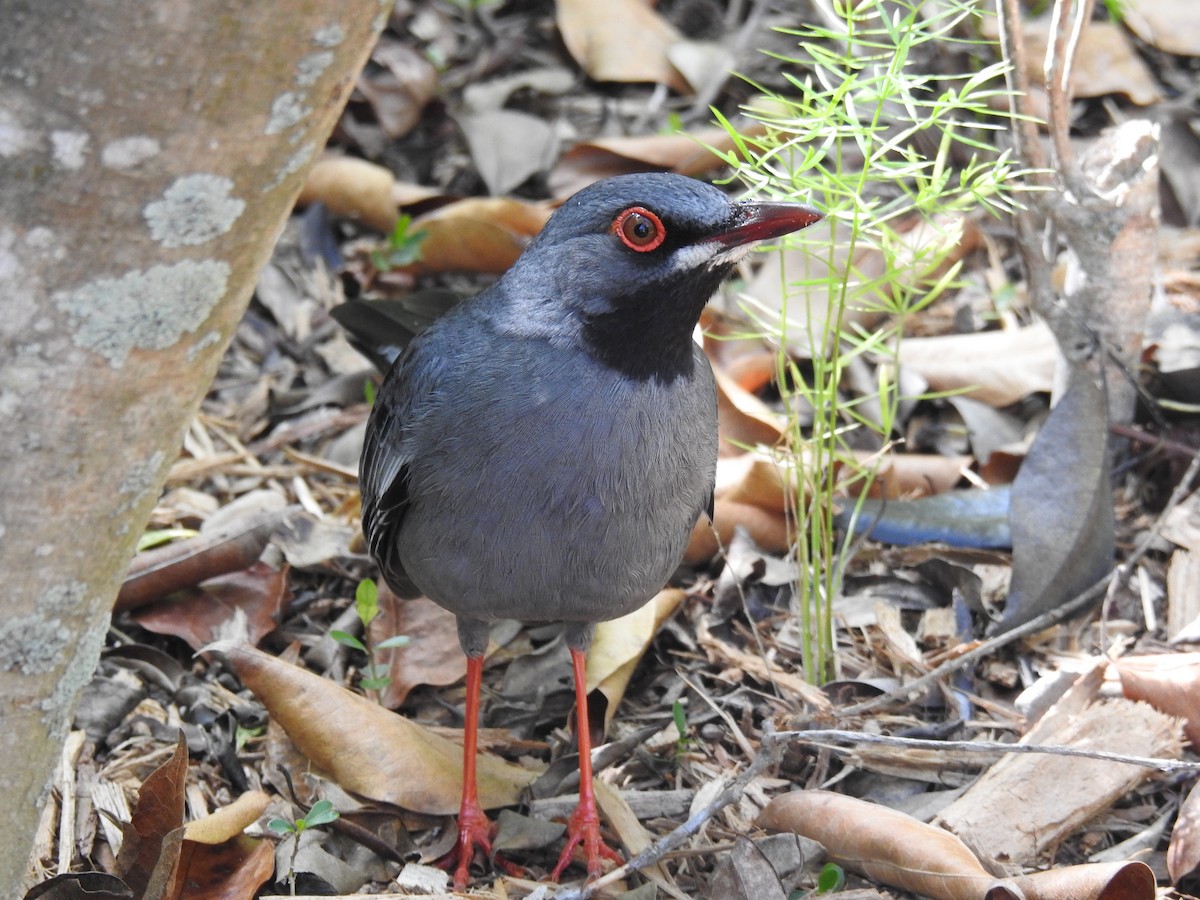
[1118,0,1200,59]
[370,589,465,708]
[1114,653,1200,750]
[588,589,685,733]
[556,0,689,93]
[998,364,1114,632]
[297,155,398,233]
[896,321,1061,407]
[115,731,188,899]
[406,196,551,274]
[458,109,557,196]
[133,561,291,650]
[757,790,1005,899]
[550,126,758,197]
[212,641,538,814]
[356,38,438,139]
[1168,776,1200,883]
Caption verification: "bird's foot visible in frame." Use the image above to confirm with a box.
[550,797,624,881]
[438,800,499,890]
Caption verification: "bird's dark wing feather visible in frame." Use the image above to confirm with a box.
[358,336,446,597]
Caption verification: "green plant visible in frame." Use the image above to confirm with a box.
[714,0,1031,681]
[331,578,410,698]
[671,699,694,760]
[816,861,847,893]
[370,213,427,271]
[269,798,340,894]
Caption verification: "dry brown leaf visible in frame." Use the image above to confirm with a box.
[757,790,1008,899]
[1117,0,1200,62]
[588,589,685,733]
[370,588,465,708]
[212,641,538,814]
[713,361,787,451]
[297,155,399,233]
[356,37,438,139]
[168,835,275,900]
[406,196,552,275]
[1114,652,1200,750]
[685,498,789,564]
[549,126,757,197]
[860,452,974,500]
[115,731,188,899]
[897,321,1060,407]
[1168,777,1200,883]
[556,0,688,93]
[133,561,291,650]
[183,790,270,844]
[1009,860,1156,900]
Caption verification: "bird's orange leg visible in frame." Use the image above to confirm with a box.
[440,654,503,889]
[551,647,624,881]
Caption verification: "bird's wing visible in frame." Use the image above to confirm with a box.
[358,336,446,596]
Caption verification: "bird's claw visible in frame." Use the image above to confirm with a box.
[439,801,495,890]
[550,799,624,881]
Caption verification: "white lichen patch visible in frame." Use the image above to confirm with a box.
[185,328,224,362]
[0,108,36,157]
[52,259,230,367]
[144,174,245,247]
[50,130,89,169]
[266,142,316,191]
[101,135,161,169]
[0,614,71,675]
[296,50,335,87]
[265,92,310,135]
[313,23,346,47]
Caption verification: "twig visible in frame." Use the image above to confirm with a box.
[773,729,1200,774]
[549,723,784,899]
[840,446,1200,717]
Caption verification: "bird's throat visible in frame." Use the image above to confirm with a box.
[580,267,726,383]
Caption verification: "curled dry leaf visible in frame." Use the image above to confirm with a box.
[550,125,760,197]
[183,790,271,844]
[297,156,399,233]
[756,790,1007,899]
[406,196,552,275]
[896,321,1060,407]
[999,364,1114,633]
[370,588,465,708]
[1008,860,1156,900]
[1168,776,1200,883]
[713,361,786,451]
[211,641,537,814]
[1114,652,1200,750]
[555,0,688,93]
[115,731,188,899]
[588,589,685,733]
[1123,0,1200,58]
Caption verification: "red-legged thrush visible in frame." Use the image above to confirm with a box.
[359,173,822,886]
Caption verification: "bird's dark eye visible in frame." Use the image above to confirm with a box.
[612,206,665,252]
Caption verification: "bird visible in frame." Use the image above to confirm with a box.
[357,172,822,886]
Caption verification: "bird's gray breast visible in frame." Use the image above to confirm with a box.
[396,340,717,626]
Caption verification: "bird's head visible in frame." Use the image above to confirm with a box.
[507,173,823,381]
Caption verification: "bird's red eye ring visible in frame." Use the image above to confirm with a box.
[611,206,666,252]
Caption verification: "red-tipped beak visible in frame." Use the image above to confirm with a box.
[709,200,824,249]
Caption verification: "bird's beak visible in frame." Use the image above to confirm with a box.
[708,201,824,249]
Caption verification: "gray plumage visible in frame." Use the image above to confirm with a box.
[360,173,813,658]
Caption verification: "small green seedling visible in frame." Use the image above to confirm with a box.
[371,213,427,271]
[331,578,410,698]
[815,861,846,894]
[672,699,694,760]
[269,799,340,893]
